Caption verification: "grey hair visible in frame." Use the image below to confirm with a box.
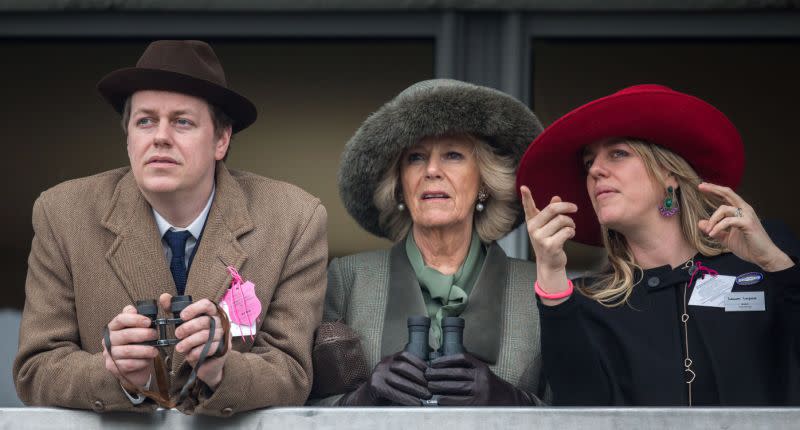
[374,134,519,243]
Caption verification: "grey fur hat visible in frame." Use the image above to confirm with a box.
[338,78,543,239]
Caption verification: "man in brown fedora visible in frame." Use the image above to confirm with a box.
[13,40,327,415]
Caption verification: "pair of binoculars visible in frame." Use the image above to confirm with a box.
[404,315,465,362]
[135,295,193,347]
[404,316,466,407]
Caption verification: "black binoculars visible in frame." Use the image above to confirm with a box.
[404,315,465,362]
[135,295,193,348]
[405,316,466,407]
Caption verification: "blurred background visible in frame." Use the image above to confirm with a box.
[1,0,799,405]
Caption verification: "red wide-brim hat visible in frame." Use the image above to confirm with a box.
[515,84,745,246]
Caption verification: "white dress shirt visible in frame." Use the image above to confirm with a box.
[152,187,215,269]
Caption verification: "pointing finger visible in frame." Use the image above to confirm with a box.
[520,186,540,221]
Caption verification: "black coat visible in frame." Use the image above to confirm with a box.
[539,226,800,406]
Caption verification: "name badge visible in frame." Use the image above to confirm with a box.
[221,266,262,342]
[735,272,764,286]
[220,300,259,337]
[688,275,736,308]
[724,291,766,312]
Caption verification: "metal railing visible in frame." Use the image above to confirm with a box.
[2,406,799,429]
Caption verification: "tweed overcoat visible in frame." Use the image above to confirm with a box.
[14,162,327,415]
[313,240,545,404]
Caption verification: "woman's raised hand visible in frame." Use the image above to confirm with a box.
[698,182,793,272]
[521,186,577,303]
[521,186,577,272]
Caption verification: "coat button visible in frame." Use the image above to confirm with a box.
[92,400,105,412]
[647,276,660,288]
[221,407,233,416]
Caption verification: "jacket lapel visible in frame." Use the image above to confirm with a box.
[102,163,254,376]
[102,170,173,305]
[183,164,253,305]
[173,163,254,372]
[460,242,506,364]
[380,241,428,358]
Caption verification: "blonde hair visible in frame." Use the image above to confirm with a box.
[374,134,519,243]
[580,139,725,307]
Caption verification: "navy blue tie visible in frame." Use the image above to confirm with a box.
[164,230,192,295]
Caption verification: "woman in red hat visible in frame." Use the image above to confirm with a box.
[516,84,800,406]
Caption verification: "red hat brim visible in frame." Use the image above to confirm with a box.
[515,84,744,246]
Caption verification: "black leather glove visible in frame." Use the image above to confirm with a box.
[337,351,432,406]
[426,353,539,406]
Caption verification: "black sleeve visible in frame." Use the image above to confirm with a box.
[763,218,800,259]
[537,292,614,405]
[766,251,800,405]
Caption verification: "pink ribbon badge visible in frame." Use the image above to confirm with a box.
[689,261,719,288]
[222,266,261,343]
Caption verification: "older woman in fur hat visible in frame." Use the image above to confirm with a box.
[516,84,800,406]
[313,79,546,406]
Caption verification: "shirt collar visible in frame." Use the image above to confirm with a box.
[152,186,216,239]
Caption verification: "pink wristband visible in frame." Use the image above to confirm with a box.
[534,279,574,300]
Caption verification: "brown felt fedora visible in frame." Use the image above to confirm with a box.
[97,40,257,133]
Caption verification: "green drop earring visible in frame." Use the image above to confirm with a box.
[658,186,680,217]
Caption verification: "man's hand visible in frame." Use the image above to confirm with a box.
[103,305,158,389]
[160,293,231,391]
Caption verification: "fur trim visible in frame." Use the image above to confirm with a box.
[338,79,543,239]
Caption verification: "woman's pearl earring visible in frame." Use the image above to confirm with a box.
[476,189,488,212]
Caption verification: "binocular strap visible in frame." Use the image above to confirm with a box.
[177,302,231,404]
[102,302,232,409]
